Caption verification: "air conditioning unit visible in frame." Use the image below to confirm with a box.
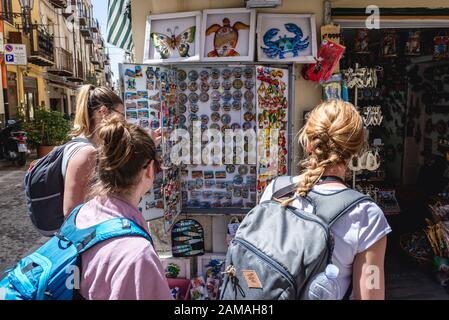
[245,0,282,9]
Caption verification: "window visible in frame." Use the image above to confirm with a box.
[2,0,13,24]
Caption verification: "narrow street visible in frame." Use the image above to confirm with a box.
[0,161,46,273]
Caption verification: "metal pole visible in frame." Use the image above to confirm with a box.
[352,63,359,190]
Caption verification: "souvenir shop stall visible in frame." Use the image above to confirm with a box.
[120,8,308,300]
[325,15,449,288]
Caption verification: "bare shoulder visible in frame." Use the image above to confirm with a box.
[69,144,96,167]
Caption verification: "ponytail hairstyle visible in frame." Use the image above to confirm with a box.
[296,100,365,197]
[72,85,123,138]
[89,115,161,198]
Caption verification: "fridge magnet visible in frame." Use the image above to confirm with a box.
[171,219,205,257]
[144,11,201,64]
[257,13,317,63]
[201,8,256,62]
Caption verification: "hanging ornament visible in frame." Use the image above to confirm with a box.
[434,36,449,61]
[355,29,370,54]
[405,31,421,56]
[382,30,397,58]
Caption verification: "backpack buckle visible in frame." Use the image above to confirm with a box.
[122,220,131,229]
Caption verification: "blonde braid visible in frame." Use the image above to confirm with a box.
[287,100,365,202]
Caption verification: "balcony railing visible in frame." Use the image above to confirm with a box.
[67,59,85,82]
[91,19,99,33]
[86,73,98,86]
[29,28,54,67]
[80,25,91,38]
[48,47,74,77]
[49,0,67,9]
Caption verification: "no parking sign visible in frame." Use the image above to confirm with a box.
[4,44,27,65]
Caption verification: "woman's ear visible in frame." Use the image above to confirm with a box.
[98,105,109,118]
[145,160,154,181]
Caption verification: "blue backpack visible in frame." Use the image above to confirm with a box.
[0,205,153,300]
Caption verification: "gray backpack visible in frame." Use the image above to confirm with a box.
[219,176,371,300]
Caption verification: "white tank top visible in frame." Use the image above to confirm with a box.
[61,137,94,179]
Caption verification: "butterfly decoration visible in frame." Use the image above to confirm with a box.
[151,26,196,59]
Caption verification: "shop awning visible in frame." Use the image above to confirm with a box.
[332,7,449,28]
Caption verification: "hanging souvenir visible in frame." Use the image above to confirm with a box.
[177,69,187,81]
[405,31,421,56]
[381,30,397,58]
[302,39,345,83]
[199,92,209,103]
[222,80,232,90]
[178,81,187,91]
[171,219,204,257]
[188,81,198,92]
[200,70,209,81]
[210,79,220,89]
[188,70,199,81]
[355,29,370,54]
[434,36,449,61]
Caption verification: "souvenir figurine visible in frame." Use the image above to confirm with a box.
[382,30,397,58]
[206,18,249,57]
[405,31,421,56]
[355,29,370,54]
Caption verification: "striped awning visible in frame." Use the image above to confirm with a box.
[107,0,133,52]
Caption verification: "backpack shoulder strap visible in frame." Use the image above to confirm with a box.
[306,188,372,226]
[271,176,298,199]
[58,205,153,253]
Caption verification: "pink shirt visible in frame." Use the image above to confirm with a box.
[76,195,172,300]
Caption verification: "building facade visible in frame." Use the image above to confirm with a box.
[0,0,112,123]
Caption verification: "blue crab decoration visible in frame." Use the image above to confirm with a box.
[261,23,310,59]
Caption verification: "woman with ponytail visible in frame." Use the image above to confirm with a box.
[63,85,124,218]
[260,100,391,300]
[75,115,171,300]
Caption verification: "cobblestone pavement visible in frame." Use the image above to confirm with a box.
[0,161,46,272]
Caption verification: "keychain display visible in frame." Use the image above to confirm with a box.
[256,66,289,200]
[362,105,383,126]
[171,219,205,257]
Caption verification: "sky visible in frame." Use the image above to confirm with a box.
[92,0,125,85]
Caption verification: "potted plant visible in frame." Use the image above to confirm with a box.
[21,107,71,158]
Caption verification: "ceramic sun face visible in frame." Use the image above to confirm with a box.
[206,18,249,57]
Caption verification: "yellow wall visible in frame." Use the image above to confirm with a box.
[4,0,48,117]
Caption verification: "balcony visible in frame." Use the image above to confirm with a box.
[86,73,98,86]
[29,28,54,67]
[49,0,67,9]
[67,60,85,82]
[91,19,99,33]
[48,48,74,77]
[85,36,94,44]
[80,26,91,37]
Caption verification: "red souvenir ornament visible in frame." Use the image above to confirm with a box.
[302,40,346,83]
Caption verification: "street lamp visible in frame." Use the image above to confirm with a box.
[18,0,34,35]
[0,0,35,36]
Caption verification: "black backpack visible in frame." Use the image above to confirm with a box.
[24,139,90,236]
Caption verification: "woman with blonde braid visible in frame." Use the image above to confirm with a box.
[260,100,391,300]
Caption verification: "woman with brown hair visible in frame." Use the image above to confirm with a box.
[260,100,391,300]
[75,115,171,299]
[62,85,125,218]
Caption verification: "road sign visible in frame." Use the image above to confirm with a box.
[4,44,27,65]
